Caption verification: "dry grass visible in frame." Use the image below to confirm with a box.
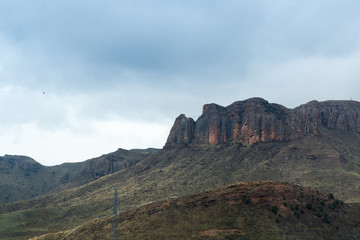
[31,182,360,240]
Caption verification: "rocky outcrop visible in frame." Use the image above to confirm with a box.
[165,98,360,146]
[166,114,195,146]
[80,148,154,179]
[0,155,42,173]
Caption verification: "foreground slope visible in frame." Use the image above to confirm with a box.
[30,181,360,240]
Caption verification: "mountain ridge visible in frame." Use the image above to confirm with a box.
[0,148,157,203]
[166,98,360,146]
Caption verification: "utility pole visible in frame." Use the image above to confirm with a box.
[112,187,118,240]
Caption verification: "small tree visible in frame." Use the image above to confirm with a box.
[271,206,278,214]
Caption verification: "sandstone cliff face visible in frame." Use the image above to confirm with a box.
[166,114,195,146]
[165,98,360,146]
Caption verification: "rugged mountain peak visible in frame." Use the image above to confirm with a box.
[0,155,42,173]
[202,103,226,115]
[166,114,195,146]
[165,98,360,147]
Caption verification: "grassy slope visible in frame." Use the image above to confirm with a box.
[1,129,360,239]
[30,182,360,240]
[0,148,157,204]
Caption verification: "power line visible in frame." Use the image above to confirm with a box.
[62,223,84,239]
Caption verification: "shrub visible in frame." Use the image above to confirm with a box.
[323,217,330,224]
[322,212,330,223]
[244,198,251,204]
[271,206,278,214]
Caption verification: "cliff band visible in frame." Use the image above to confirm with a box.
[166,98,360,146]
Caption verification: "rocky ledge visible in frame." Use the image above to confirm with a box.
[165,98,360,146]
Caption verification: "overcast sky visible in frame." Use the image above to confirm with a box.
[1,1,360,166]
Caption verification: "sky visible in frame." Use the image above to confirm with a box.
[1,0,360,166]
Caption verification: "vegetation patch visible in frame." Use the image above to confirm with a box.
[30,182,360,240]
[197,228,245,237]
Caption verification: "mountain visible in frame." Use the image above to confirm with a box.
[29,181,360,240]
[166,98,360,146]
[0,155,43,203]
[0,148,157,203]
[2,129,360,239]
[1,97,360,239]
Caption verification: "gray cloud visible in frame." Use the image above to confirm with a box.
[2,1,360,87]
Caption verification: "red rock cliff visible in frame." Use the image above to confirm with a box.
[165,98,360,147]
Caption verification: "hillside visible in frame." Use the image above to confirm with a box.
[0,148,157,203]
[1,98,360,239]
[2,130,360,239]
[30,181,360,240]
